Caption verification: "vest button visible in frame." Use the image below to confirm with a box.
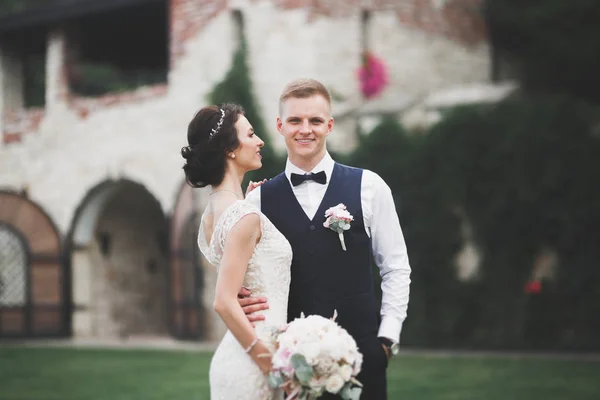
[309,225,315,230]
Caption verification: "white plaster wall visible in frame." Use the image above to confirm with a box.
[245,4,364,153]
[169,11,237,109]
[246,4,319,152]
[244,5,489,153]
[366,12,490,113]
[0,5,491,238]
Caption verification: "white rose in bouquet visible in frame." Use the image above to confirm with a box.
[267,313,363,400]
[339,364,353,382]
[325,374,345,393]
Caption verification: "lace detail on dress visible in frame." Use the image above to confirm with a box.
[197,200,293,400]
[198,200,261,269]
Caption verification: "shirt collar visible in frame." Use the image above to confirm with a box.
[285,152,335,185]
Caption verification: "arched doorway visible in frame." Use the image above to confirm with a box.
[169,182,223,341]
[68,179,169,338]
[0,191,67,338]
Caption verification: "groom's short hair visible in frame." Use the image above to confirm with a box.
[279,79,331,112]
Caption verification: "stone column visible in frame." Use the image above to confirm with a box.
[0,44,25,145]
[0,46,4,150]
[45,27,69,108]
[0,46,24,112]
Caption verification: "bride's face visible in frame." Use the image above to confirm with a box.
[231,114,264,172]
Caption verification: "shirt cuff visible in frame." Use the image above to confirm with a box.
[378,316,403,344]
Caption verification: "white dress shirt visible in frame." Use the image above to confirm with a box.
[245,152,411,343]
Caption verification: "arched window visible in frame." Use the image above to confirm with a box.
[0,191,66,338]
[0,224,28,306]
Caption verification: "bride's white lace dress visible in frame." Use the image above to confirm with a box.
[198,200,292,400]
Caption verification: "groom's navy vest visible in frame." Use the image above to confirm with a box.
[261,163,379,341]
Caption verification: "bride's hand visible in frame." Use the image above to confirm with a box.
[250,345,273,375]
[283,381,300,399]
[245,179,267,196]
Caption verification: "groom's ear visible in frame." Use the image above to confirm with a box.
[276,117,284,134]
[327,117,334,135]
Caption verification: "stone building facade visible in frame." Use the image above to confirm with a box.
[0,0,490,341]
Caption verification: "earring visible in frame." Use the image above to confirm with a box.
[230,154,236,159]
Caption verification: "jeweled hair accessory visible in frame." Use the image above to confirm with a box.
[209,109,226,141]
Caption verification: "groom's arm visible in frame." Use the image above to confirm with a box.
[365,171,411,347]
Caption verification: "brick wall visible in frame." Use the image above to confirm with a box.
[2,109,45,144]
[271,0,486,45]
[170,0,228,64]
[394,0,486,46]
[0,0,491,224]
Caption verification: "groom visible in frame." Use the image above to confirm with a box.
[243,78,411,399]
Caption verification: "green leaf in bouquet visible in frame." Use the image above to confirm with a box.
[343,224,350,230]
[267,371,284,389]
[298,390,310,400]
[314,387,325,397]
[339,383,351,397]
[339,221,347,229]
[340,384,362,400]
[291,354,314,385]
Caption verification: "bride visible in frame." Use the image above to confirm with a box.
[181,103,292,400]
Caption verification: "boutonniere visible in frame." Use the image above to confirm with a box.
[323,203,354,251]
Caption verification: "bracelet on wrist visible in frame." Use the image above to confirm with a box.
[244,338,259,353]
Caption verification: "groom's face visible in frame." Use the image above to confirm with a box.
[277,94,333,165]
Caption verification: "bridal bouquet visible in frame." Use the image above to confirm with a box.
[267,313,363,400]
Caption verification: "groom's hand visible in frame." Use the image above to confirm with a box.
[245,179,267,196]
[381,343,391,361]
[238,287,269,326]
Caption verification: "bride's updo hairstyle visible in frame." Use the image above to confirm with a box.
[181,103,245,188]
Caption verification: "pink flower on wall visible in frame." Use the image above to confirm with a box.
[357,51,389,99]
[524,280,542,294]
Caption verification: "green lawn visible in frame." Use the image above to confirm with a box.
[0,347,599,400]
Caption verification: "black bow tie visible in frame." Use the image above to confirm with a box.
[290,171,327,187]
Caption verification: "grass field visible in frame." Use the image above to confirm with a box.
[0,347,599,400]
